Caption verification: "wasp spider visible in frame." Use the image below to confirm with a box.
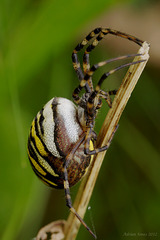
[27,27,145,238]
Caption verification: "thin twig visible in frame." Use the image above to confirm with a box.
[64,41,150,240]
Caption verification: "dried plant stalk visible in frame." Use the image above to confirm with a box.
[64,42,150,240]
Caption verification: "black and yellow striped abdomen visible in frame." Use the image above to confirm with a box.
[27,97,94,189]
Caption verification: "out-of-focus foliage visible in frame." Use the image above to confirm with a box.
[0,0,159,240]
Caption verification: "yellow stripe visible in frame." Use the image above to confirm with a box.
[29,155,58,187]
[92,38,99,47]
[30,139,59,178]
[87,70,94,76]
[83,63,90,73]
[39,157,59,177]
[90,31,96,37]
[28,151,46,176]
[80,79,86,87]
[87,102,93,109]
[85,140,94,174]
[64,180,69,189]
[89,140,94,152]
[82,38,88,46]
[95,85,100,92]
[73,62,80,69]
[41,175,58,187]
[31,120,48,157]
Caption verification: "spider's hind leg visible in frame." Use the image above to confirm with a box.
[62,134,97,239]
[63,163,97,239]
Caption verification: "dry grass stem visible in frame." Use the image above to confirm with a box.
[64,41,150,240]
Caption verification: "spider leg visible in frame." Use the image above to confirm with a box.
[72,36,92,94]
[96,59,146,91]
[73,28,143,74]
[63,166,96,239]
[62,134,97,239]
[98,89,113,108]
[98,89,118,108]
[108,89,118,95]
[72,53,141,106]
[72,27,144,105]
[72,27,143,91]
[72,28,101,93]
[86,54,140,107]
[84,58,146,153]
[84,124,118,155]
[82,48,93,92]
[83,28,143,56]
[85,53,141,80]
[86,59,146,116]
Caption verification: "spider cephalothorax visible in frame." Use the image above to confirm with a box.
[27,27,145,238]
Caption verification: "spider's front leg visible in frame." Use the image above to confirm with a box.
[72,53,141,107]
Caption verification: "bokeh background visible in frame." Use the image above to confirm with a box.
[0,0,160,240]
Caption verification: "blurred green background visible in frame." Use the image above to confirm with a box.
[0,0,160,239]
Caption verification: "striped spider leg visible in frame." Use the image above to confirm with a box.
[73,56,145,157]
[72,27,143,94]
[72,28,145,156]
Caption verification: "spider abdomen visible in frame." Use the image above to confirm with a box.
[27,97,93,189]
